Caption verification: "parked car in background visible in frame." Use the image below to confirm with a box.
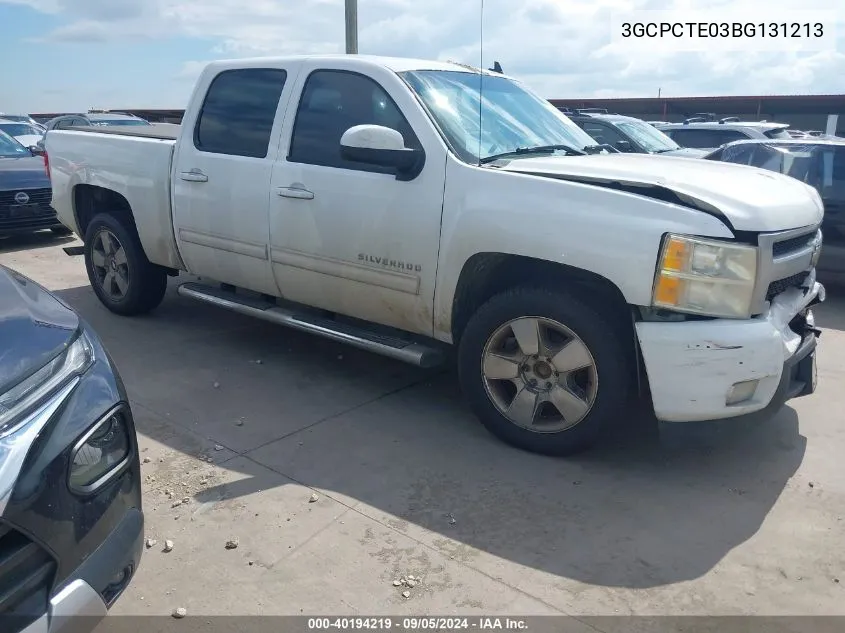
[47,55,824,456]
[43,113,151,132]
[656,118,792,152]
[0,130,71,238]
[561,110,707,157]
[705,137,845,281]
[0,265,143,633]
[0,120,44,149]
[0,113,40,127]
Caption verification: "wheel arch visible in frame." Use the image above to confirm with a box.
[450,252,636,346]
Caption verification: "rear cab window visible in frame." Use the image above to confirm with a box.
[194,68,288,158]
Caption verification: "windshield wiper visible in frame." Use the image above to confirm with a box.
[479,144,585,164]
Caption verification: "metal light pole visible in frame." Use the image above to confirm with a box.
[345,0,358,54]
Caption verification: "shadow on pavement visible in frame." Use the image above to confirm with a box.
[0,231,75,254]
[55,280,806,591]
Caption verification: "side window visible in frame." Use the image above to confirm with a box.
[579,122,626,147]
[670,129,725,148]
[288,70,421,172]
[54,119,72,130]
[194,68,287,158]
[714,130,750,145]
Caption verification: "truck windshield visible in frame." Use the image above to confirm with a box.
[400,70,597,164]
[614,120,680,153]
[0,131,29,157]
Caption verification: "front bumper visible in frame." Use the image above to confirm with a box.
[0,205,63,236]
[0,323,143,633]
[18,509,143,633]
[636,277,824,422]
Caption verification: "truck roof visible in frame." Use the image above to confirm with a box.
[204,54,509,77]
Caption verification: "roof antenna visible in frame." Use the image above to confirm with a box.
[489,61,503,73]
[477,0,484,166]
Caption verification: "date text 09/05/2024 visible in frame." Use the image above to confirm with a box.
[621,22,824,38]
[307,617,528,630]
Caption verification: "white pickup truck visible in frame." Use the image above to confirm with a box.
[46,55,825,456]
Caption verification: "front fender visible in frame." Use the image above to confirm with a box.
[432,158,735,341]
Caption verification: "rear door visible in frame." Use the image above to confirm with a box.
[171,63,299,295]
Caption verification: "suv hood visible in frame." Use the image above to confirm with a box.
[0,266,78,395]
[0,155,50,191]
[657,147,708,158]
[497,153,823,232]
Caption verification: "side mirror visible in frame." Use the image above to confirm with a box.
[340,125,425,181]
[614,140,633,152]
[29,145,45,156]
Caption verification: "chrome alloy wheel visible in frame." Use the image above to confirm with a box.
[481,316,599,432]
[91,229,130,301]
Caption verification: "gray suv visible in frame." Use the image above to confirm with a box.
[655,117,791,152]
[43,113,150,131]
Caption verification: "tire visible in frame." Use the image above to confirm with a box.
[458,286,632,456]
[51,225,74,236]
[84,213,167,316]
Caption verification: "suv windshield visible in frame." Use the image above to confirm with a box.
[0,123,41,137]
[615,120,680,153]
[0,131,30,157]
[400,70,597,164]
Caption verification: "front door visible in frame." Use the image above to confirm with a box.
[268,64,447,335]
[171,64,298,295]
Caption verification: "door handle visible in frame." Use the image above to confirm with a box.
[180,170,208,183]
[276,186,314,200]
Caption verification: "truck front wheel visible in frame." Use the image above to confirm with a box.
[84,213,167,316]
[458,286,631,456]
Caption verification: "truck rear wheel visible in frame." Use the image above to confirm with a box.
[84,213,167,316]
[458,286,631,456]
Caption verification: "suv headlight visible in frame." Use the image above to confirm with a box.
[0,333,94,436]
[652,234,758,319]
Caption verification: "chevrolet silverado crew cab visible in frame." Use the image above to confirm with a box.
[45,55,825,456]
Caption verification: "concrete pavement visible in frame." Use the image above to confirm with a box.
[2,232,843,617]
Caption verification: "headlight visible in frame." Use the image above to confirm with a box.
[69,409,131,494]
[652,234,758,319]
[0,333,93,436]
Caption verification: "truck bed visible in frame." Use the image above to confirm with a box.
[46,128,184,271]
[65,123,181,140]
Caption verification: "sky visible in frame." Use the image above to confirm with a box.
[1,0,843,113]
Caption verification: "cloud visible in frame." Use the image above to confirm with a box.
[3,0,845,99]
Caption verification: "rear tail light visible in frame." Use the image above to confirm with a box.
[44,150,50,179]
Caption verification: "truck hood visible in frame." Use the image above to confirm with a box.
[496,153,824,232]
[0,266,79,395]
[0,155,50,191]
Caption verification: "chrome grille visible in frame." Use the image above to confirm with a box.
[0,188,52,207]
[0,522,55,630]
[766,272,810,301]
[752,226,821,314]
[772,232,815,258]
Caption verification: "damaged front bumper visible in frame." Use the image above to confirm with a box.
[636,273,824,422]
